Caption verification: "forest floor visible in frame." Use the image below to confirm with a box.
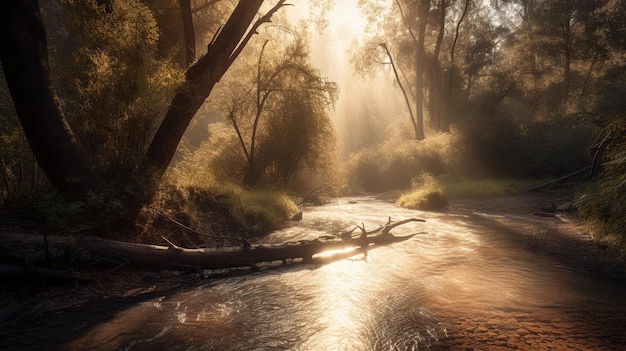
[1,192,624,345]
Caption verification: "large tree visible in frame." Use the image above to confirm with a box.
[0,0,101,195]
[357,0,479,138]
[0,0,287,201]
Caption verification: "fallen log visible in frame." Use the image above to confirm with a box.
[0,218,425,272]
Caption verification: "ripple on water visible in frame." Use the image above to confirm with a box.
[60,197,626,350]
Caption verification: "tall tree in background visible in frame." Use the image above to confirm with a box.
[394,0,428,140]
[222,35,338,187]
[357,0,478,137]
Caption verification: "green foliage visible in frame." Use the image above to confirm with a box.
[453,112,525,177]
[576,115,626,257]
[225,188,298,234]
[522,118,596,177]
[1,192,82,231]
[189,29,338,189]
[57,0,182,180]
[345,131,457,193]
[396,173,447,210]
[396,175,540,211]
[0,68,48,203]
[453,110,596,178]
[257,82,337,186]
[167,148,298,237]
[19,236,92,267]
[0,184,128,234]
[157,177,297,238]
[170,123,246,186]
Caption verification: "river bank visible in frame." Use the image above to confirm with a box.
[446,192,625,278]
[1,192,625,350]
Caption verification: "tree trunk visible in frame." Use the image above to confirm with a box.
[0,0,101,195]
[1,0,288,213]
[561,17,572,104]
[179,0,196,67]
[428,0,446,131]
[380,43,419,138]
[0,219,423,271]
[413,0,429,140]
[143,0,265,179]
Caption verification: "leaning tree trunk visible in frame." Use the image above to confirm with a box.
[143,0,268,179]
[179,0,196,68]
[0,0,101,195]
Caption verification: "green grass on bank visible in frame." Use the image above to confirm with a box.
[157,181,298,236]
[396,174,546,210]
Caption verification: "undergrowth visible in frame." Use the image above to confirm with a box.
[138,180,298,247]
[396,175,546,210]
[574,114,626,264]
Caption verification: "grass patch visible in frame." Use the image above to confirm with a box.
[396,175,547,211]
[140,182,298,247]
[225,187,298,234]
[396,174,447,210]
[575,181,626,265]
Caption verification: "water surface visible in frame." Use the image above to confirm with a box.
[15,197,626,350]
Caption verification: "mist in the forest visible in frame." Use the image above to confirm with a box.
[292,0,407,160]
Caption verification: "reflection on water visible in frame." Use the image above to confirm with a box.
[68,197,626,350]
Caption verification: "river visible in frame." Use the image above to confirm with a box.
[5,196,626,350]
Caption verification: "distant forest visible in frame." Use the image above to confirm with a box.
[0,1,624,249]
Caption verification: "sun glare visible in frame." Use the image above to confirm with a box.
[326,0,368,36]
[314,246,359,258]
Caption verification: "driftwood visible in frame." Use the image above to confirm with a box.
[0,218,425,273]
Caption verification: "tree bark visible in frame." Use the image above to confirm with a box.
[413,0,429,140]
[0,0,101,195]
[429,0,446,131]
[380,43,419,137]
[393,0,426,140]
[179,0,196,67]
[144,0,286,180]
[0,219,423,271]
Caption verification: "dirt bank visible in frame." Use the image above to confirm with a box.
[447,192,625,278]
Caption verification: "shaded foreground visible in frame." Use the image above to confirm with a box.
[1,193,626,350]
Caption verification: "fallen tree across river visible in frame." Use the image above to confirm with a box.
[1,218,426,275]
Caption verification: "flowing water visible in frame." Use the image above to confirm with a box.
[10,197,626,350]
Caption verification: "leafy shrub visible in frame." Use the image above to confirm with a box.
[345,132,456,193]
[575,115,626,259]
[56,0,182,180]
[452,109,597,178]
[226,188,298,234]
[396,173,447,210]
[522,118,596,177]
[453,113,525,177]
[440,177,543,198]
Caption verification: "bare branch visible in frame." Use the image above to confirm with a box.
[220,1,292,77]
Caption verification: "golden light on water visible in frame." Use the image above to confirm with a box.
[313,246,359,258]
[303,258,372,350]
